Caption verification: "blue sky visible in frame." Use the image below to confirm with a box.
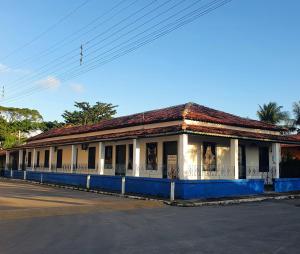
[0,0,299,121]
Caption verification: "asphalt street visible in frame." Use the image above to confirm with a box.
[0,179,299,254]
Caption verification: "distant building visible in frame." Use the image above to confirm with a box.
[281,134,300,160]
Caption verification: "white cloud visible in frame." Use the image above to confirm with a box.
[0,63,31,74]
[36,76,61,90]
[0,63,12,73]
[69,83,84,93]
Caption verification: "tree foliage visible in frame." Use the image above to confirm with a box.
[0,102,118,149]
[0,106,43,122]
[62,102,117,125]
[257,102,289,125]
[0,106,44,149]
[41,121,65,132]
[292,101,300,133]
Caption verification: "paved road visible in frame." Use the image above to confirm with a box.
[0,179,299,254]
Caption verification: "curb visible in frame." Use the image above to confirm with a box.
[165,194,300,207]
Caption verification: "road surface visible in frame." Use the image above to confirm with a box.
[0,179,299,254]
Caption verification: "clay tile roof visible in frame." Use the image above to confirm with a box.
[184,103,283,131]
[185,125,297,143]
[18,125,183,149]
[287,134,300,141]
[27,102,283,142]
[281,134,300,147]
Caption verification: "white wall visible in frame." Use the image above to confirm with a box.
[188,135,233,180]
[20,135,280,183]
[139,135,178,178]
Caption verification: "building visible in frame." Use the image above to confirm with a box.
[281,134,300,160]
[4,102,300,184]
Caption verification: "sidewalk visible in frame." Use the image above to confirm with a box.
[165,191,300,207]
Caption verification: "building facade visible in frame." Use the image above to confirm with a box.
[281,134,300,160]
[5,103,300,184]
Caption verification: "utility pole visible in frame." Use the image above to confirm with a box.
[80,44,83,65]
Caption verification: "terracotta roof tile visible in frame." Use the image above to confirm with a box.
[10,124,300,151]
[184,103,283,131]
[185,125,298,143]
[18,125,183,149]
[28,102,283,142]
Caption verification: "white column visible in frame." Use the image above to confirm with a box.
[32,148,36,170]
[18,150,23,170]
[133,139,140,177]
[178,134,188,180]
[198,143,203,180]
[272,143,281,178]
[70,145,75,173]
[98,142,105,175]
[230,139,239,179]
[5,151,10,170]
[112,145,116,174]
[49,147,54,171]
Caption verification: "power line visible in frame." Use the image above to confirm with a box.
[59,0,204,79]
[61,0,232,81]
[7,0,192,94]
[9,0,133,70]
[4,0,231,103]
[6,0,153,91]
[1,0,91,61]
[3,0,233,104]
[7,0,195,94]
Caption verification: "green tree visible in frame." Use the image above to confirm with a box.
[41,121,65,132]
[292,101,300,133]
[0,106,43,122]
[257,102,289,125]
[0,106,44,149]
[62,102,117,125]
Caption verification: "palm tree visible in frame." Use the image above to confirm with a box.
[257,102,289,125]
[292,101,300,133]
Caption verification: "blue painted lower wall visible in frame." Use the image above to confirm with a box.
[12,170,24,180]
[26,171,42,182]
[274,178,300,192]
[175,179,265,199]
[42,173,87,187]
[89,175,122,192]
[125,177,171,198]
[2,171,266,200]
[3,170,11,178]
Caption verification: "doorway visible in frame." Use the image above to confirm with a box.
[22,151,26,170]
[115,145,126,176]
[238,145,246,179]
[163,141,178,179]
[11,152,19,170]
